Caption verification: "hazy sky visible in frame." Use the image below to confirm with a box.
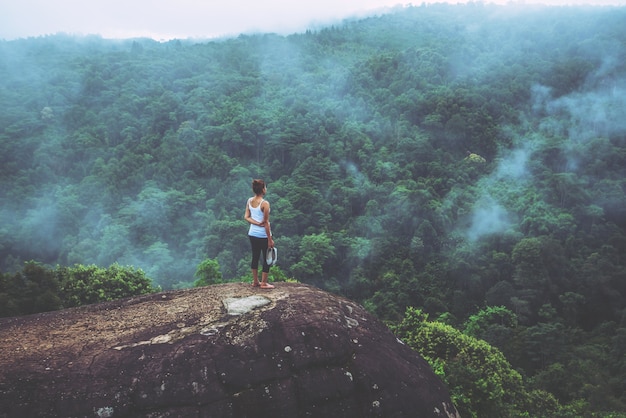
[2,0,625,41]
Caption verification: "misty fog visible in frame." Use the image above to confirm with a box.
[1,4,626,413]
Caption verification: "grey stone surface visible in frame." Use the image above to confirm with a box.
[0,283,460,418]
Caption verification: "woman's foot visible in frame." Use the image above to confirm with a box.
[252,281,260,287]
[260,283,274,289]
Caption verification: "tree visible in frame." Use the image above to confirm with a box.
[0,262,155,317]
[194,258,223,287]
[2,262,63,316]
[57,264,155,308]
[290,232,335,283]
[464,306,518,351]
[2,10,626,414]
[394,307,561,418]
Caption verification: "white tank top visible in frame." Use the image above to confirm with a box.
[248,198,267,238]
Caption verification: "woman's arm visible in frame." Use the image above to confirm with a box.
[244,200,262,225]
[263,201,274,247]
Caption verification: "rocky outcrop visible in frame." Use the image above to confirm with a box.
[0,283,460,417]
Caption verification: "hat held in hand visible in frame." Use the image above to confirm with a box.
[266,247,277,266]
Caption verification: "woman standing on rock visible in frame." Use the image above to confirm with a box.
[244,179,275,289]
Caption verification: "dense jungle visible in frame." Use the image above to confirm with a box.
[1,3,625,417]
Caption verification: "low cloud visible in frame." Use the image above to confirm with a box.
[465,195,514,242]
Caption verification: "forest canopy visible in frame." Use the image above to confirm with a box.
[1,3,625,416]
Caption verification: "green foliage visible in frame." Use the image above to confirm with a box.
[1,5,626,414]
[193,258,223,287]
[0,261,62,316]
[465,306,517,335]
[57,263,155,307]
[267,265,298,283]
[0,262,156,316]
[464,306,518,352]
[291,232,335,283]
[394,307,559,418]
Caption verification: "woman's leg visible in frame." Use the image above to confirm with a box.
[249,236,262,286]
[259,238,274,288]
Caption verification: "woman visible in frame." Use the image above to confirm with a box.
[244,179,275,289]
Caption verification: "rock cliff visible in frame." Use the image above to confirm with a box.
[0,283,460,417]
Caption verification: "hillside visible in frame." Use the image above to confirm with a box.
[1,3,625,416]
